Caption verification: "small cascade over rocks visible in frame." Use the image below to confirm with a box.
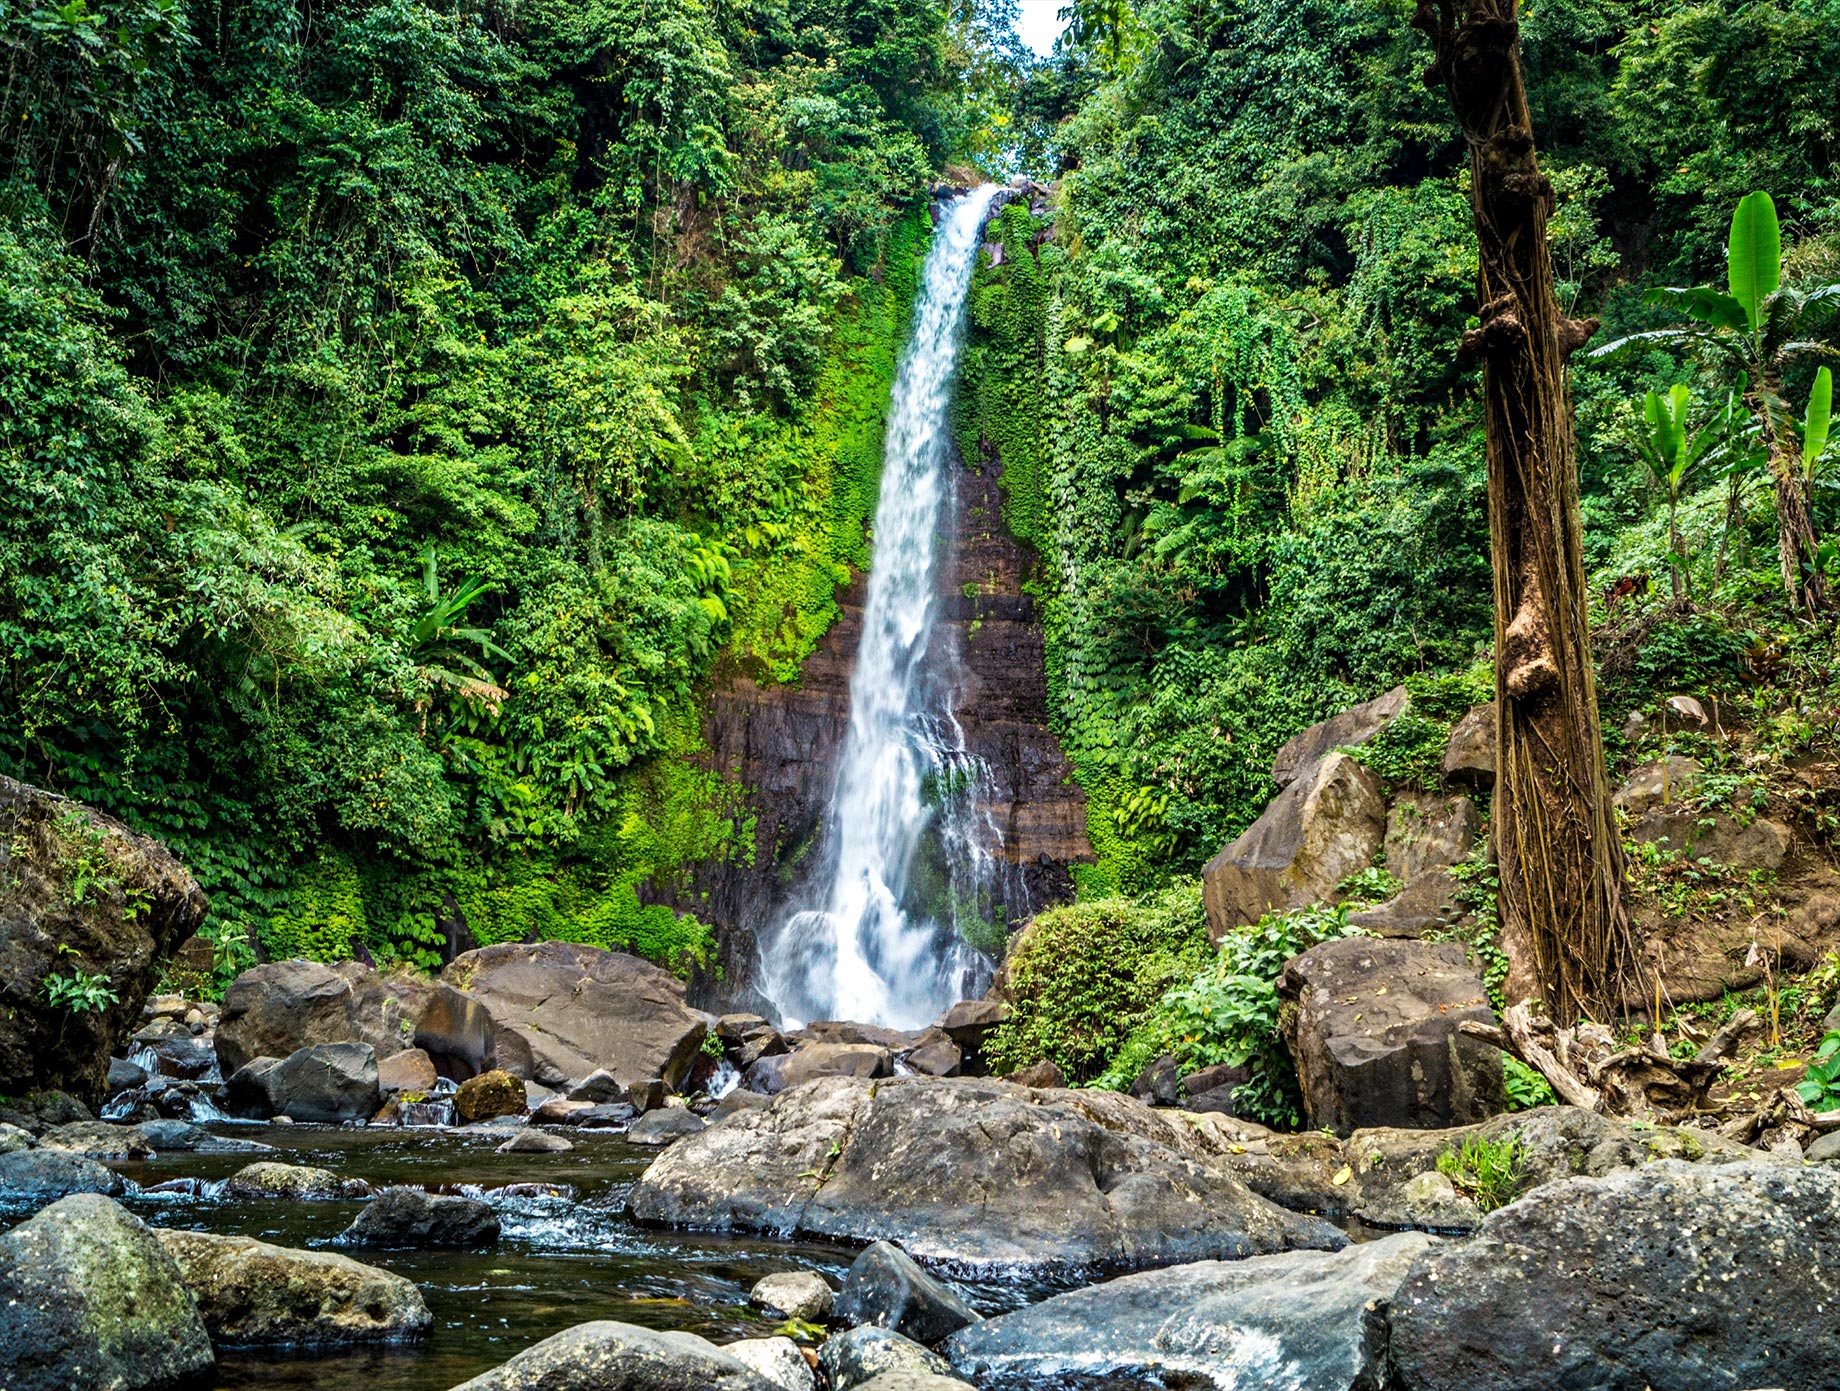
[762,186,1006,1029]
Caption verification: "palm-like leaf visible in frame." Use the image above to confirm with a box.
[1808,367,1834,473]
[1728,191,1781,334]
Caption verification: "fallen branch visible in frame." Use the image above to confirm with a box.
[1462,999,1744,1121]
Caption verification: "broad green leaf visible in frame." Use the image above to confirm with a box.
[1805,366,1833,472]
[1645,286,1750,333]
[1727,191,1781,334]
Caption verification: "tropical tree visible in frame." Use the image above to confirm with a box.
[1633,385,1741,600]
[1593,193,1840,614]
[1411,0,1635,1023]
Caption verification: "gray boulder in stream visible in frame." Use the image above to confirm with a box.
[834,1241,980,1344]
[156,1228,432,1345]
[425,941,707,1093]
[0,1146,126,1203]
[451,1319,779,1390]
[338,1185,500,1247]
[1388,1158,1840,1391]
[0,1194,215,1391]
[628,1075,1344,1274]
[947,1231,1433,1390]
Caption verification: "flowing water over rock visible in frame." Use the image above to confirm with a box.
[18,1122,1043,1391]
[762,186,1006,1029]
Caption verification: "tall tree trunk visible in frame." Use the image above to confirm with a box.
[1413,0,1636,1023]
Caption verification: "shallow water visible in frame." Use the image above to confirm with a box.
[85,1123,877,1390]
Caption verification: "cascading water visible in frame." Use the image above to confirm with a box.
[762,185,1004,1029]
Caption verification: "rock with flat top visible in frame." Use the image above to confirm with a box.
[378,1047,438,1094]
[0,1147,124,1204]
[629,1076,1344,1274]
[1202,752,1387,940]
[224,1160,372,1201]
[626,1107,707,1145]
[497,1128,573,1153]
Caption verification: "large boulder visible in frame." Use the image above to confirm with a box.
[450,1320,779,1390]
[155,1228,432,1345]
[0,1194,214,1391]
[1202,753,1386,939]
[1440,704,1495,787]
[430,941,707,1092]
[1389,1159,1840,1391]
[834,1241,980,1344]
[1382,793,1480,883]
[214,957,425,1076]
[1279,938,1504,1134]
[0,777,208,1101]
[1271,687,1409,789]
[629,1076,1345,1274]
[338,1185,500,1248]
[224,1041,382,1122]
[948,1232,1434,1390]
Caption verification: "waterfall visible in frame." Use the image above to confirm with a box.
[762,185,1004,1029]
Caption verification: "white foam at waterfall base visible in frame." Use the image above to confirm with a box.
[762,185,1004,1030]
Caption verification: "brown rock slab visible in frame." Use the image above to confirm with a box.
[1440,704,1495,787]
[434,942,707,1092]
[1202,753,1387,939]
[1383,793,1480,883]
[1278,938,1504,1135]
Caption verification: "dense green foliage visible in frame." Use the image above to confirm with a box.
[0,0,1027,976]
[963,0,1840,894]
[982,878,1213,1083]
[1094,902,1367,1128]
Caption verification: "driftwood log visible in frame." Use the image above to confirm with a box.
[1458,1000,1759,1119]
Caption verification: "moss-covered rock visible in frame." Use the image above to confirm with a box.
[0,777,208,1102]
[0,1194,214,1390]
[156,1228,432,1346]
[455,1067,526,1123]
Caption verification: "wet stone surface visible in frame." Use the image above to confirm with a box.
[0,1121,1044,1391]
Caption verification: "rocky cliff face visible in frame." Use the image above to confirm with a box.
[652,446,1092,1011]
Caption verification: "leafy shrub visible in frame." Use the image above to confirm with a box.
[1436,1134,1525,1211]
[42,967,119,1014]
[983,880,1214,1084]
[1502,1054,1557,1110]
[1798,1032,1840,1110]
[1093,902,1369,1129]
